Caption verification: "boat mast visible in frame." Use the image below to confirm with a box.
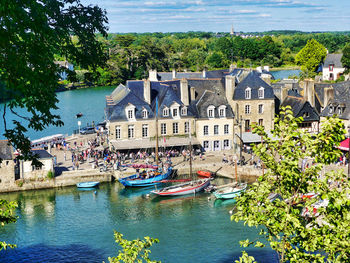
[155,100,159,168]
[189,120,192,178]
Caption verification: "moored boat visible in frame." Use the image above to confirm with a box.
[151,178,211,196]
[76,181,100,188]
[196,170,212,178]
[118,167,173,187]
[213,183,247,200]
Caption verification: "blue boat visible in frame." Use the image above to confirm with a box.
[76,181,100,188]
[118,167,173,187]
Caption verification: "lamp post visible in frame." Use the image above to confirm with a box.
[78,121,81,134]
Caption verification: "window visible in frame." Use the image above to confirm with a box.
[173,122,179,134]
[214,125,219,135]
[218,105,226,117]
[127,109,134,119]
[258,87,264,99]
[181,107,187,116]
[142,124,148,138]
[203,141,209,149]
[258,119,263,127]
[115,126,121,139]
[245,119,250,132]
[258,104,264,114]
[224,139,230,148]
[203,125,209,136]
[184,122,189,134]
[245,105,251,114]
[214,140,220,150]
[128,125,134,138]
[329,105,333,114]
[142,109,148,119]
[172,108,178,118]
[329,64,334,71]
[245,88,251,99]
[224,124,229,134]
[338,107,343,115]
[161,123,167,135]
[303,112,310,118]
[207,105,215,118]
[163,108,169,117]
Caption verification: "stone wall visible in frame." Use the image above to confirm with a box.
[0,160,15,184]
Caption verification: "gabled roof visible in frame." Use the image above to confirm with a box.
[281,96,319,122]
[0,140,13,160]
[31,149,53,159]
[324,54,343,68]
[234,71,275,100]
[196,90,234,119]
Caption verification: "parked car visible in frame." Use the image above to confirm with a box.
[80,127,96,135]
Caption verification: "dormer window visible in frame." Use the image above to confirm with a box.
[125,104,136,120]
[329,105,333,114]
[329,64,334,71]
[142,109,148,119]
[245,87,251,99]
[338,107,343,115]
[181,107,187,116]
[218,105,226,118]
[207,105,215,118]
[258,87,264,99]
[163,107,169,117]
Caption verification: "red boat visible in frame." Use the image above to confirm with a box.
[196,170,213,178]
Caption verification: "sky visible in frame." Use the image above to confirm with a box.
[81,0,350,33]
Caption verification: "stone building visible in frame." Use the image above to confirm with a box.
[22,150,54,180]
[0,140,16,184]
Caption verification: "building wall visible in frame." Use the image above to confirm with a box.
[108,117,196,141]
[235,99,275,132]
[196,118,234,152]
[23,159,54,179]
[323,67,345,81]
[0,160,15,184]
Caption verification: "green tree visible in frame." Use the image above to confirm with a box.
[233,106,350,262]
[107,231,160,263]
[0,199,18,251]
[0,0,108,161]
[295,39,327,77]
[341,43,350,72]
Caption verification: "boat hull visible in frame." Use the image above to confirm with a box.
[214,184,247,200]
[76,181,100,188]
[118,167,173,187]
[196,170,212,178]
[151,178,211,196]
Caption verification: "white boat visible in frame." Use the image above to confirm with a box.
[213,183,247,199]
[76,181,100,188]
[151,178,211,196]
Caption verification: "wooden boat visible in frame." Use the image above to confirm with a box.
[151,178,211,196]
[76,181,99,188]
[213,183,247,200]
[118,167,173,187]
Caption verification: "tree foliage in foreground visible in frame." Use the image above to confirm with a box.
[107,231,160,263]
[341,43,350,73]
[233,106,350,262]
[0,199,18,251]
[295,39,327,77]
[0,0,108,162]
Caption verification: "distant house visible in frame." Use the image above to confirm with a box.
[322,54,344,81]
[54,61,74,80]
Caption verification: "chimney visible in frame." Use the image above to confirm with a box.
[281,84,291,103]
[190,87,196,101]
[229,64,236,71]
[225,75,236,101]
[323,86,334,107]
[202,69,207,78]
[256,66,262,73]
[148,69,158,81]
[143,79,151,104]
[172,69,176,79]
[301,79,315,107]
[180,78,189,106]
[263,66,270,72]
[261,74,272,85]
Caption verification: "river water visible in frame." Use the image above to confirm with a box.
[0,181,278,263]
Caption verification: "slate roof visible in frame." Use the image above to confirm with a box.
[319,81,350,120]
[195,90,234,119]
[157,72,204,81]
[233,71,275,100]
[31,149,53,159]
[187,79,225,101]
[324,54,343,68]
[281,96,320,122]
[0,140,13,160]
